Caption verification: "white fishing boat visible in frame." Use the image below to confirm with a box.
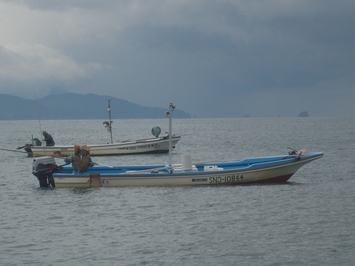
[18,101,181,157]
[24,135,181,157]
[31,150,323,188]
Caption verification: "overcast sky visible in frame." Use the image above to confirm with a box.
[0,0,354,118]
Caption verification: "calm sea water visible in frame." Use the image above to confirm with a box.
[0,117,354,266]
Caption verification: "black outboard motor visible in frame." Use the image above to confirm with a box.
[18,138,42,157]
[32,156,58,187]
[17,143,35,157]
[24,144,35,157]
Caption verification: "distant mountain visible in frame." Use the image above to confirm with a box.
[0,94,40,120]
[0,93,191,120]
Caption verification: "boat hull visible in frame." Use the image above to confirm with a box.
[50,152,323,188]
[28,136,181,157]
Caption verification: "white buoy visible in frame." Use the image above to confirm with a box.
[181,154,192,171]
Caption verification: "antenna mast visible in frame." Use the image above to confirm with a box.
[166,103,175,165]
[35,91,43,146]
[107,99,113,144]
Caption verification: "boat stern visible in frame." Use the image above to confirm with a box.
[32,156,58,187]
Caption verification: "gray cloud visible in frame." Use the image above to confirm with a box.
[0,0,354,117]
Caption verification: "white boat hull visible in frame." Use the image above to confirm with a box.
[28,136,181,157]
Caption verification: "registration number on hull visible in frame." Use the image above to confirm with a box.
[208,175,244,184]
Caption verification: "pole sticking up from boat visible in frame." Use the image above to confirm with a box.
[166,103,175,165]
[35,91,43,146]
[107,99,113,144]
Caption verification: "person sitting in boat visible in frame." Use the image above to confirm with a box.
[42,131,55,146]
[64,145,97,172]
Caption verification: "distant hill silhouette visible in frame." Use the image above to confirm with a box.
[298,111,309,117]
[0,93,191,120]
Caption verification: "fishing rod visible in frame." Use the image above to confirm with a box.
[0,147,31,154]
[1,146,221,173]
[35,91,43,146]
[0,146,122,169]
[0,146,68,159]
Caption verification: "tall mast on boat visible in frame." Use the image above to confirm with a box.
[107,99,113,144]
[34,91,43,146]
[167,103,175,165]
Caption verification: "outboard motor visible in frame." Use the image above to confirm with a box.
[32,156,58,187]
[17,138,42,157]
[24,144,35,157]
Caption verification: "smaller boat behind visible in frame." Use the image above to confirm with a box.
[18,102,181,157]
[21,134,181,157]
[31,149,323,188]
